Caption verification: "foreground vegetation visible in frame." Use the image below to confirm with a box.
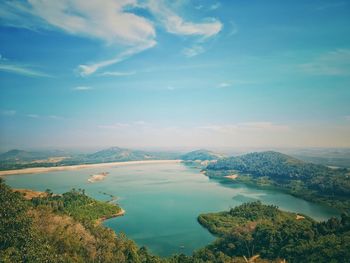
[197,201,350,263]
[206,151,350,212]
[2,178,349,262]
[0,179,162,263]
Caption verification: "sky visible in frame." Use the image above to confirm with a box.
[0,0,350,151]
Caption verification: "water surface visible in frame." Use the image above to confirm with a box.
[4,162,339,257]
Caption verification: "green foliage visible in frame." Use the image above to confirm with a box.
[207,151,350,212]
[31,188,120,223]
[0,178,60,262]
[181,149,223,161]
[197,201,350,263]
[0,179,163,263]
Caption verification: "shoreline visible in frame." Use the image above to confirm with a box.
[0,159,182,176]
[96,208,126,225]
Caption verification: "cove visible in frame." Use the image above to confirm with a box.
[3,162,339,257]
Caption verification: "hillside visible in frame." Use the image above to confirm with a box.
[181,149,223,161]
[206,151,350,212]
[207,151,336,180]
[0,149,69,163]
[196,201,350,263]
[83,147,178,163]
[0,178,161,263]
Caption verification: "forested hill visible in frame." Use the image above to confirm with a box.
[207,151,343,180]
[206,151,350,212]
[181,149,223,161]
[197,201,350,263]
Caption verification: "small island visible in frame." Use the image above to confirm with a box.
[88,172,109,183]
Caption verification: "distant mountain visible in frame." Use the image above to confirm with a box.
[0,149,68,163]
[181,149,224,161]
[84,146,177,163]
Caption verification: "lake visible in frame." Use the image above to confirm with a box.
[3,162,339,257]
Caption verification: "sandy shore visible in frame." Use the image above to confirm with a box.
[224,174,238,180]
[0,160,182,176]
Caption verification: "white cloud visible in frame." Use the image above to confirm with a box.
[1,0,157,76]
[0,109,16,116]
[147,0,222,38]
[73,86,93,91]
[99,71,136,77]
[28,0,156,47]
[299,49,350,76]
[27,114,39,118]
[210,2,221,10]
[182,45,205,57]
[1,0,222,75]
[218,82,231,88]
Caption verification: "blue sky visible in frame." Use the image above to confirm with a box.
[0,0,350,151]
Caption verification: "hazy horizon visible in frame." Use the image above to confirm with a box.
[1,0,350,150]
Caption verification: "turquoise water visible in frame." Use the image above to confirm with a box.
[4,162,339,257]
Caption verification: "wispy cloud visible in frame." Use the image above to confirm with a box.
[182,45,205,57]
[0,109,16,116]
[210,2,221,10]
[0,57,50,77]
[98,123,131,129]
[99,71,136,77]
[98,121,148,130]
[299,49,350,76]
[48,115,63,120]
[78,42,156,76]
[73,86,94,91]
[27,114,39,118]
[228,21,238,36]
[198,122,289,133]
[218,82,231,88]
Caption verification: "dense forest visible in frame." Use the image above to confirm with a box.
[206,151,350,212]
[181,150,223,161]
[196,201,350,263]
